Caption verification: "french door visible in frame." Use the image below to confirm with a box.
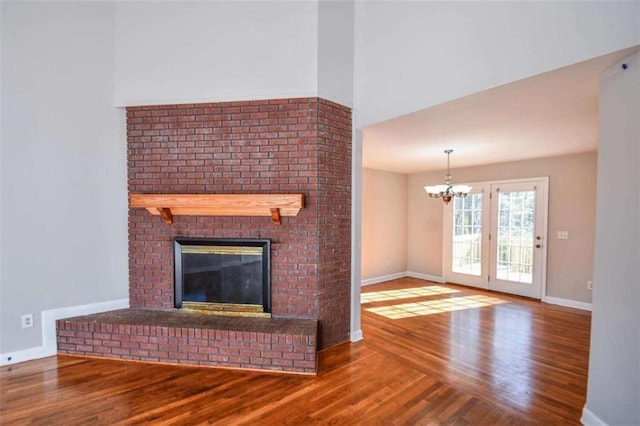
[443,178,548,299]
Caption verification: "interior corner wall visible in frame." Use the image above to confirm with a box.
[585,52,639,426]
[114,1,320,107]
[1,2,128,354]
[361,168,408,281]
[354,1,640,127]
[407,152,598,304]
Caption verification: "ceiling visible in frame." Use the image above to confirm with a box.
[362,46,639,174]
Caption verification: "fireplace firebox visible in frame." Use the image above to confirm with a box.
[173,238,271,317]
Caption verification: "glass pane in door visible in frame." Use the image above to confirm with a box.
[452,193,482,276]
[496,190,535,284]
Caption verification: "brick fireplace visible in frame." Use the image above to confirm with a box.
[56,97,352,374]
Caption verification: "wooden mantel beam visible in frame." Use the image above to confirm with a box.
[129,194,304,225]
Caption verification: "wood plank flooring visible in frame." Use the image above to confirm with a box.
[1,278,591,425]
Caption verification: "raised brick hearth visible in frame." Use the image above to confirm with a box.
[56,97,352,374]
[57,310,317,374]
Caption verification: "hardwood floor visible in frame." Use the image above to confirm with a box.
[1,278,591,425]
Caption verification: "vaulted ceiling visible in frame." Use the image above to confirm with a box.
[363,46,639,174]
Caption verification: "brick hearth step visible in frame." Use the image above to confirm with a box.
[56,309,318,375]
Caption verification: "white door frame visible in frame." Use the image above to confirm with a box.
[443,177,549,299]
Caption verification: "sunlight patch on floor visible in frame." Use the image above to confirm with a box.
[365,295,509,319]
[360,286,460,304]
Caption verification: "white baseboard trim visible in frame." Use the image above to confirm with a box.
[350,330,363,342]
[543,296,592,311]
[406,271,446,283]
[361,272,407,286]
[1,298,129,366]
[581,406,608,426]
[0,345,49,366]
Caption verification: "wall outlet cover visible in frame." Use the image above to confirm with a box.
[21,314,34,328]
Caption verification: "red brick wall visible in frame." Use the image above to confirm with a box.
[127,98,351,349]
[316,102,352,347]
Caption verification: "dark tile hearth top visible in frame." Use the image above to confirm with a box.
[61,309,317,335]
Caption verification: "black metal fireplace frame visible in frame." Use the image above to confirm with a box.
[173,237,271,313]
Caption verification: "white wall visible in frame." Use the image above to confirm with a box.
[318,0,354,107]
[584,52,639,426]
[354,1,640,127]
[361,168,407,281]
[114,1,320,106]
[1,2,128,353]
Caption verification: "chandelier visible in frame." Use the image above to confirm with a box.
[424,149,471,204]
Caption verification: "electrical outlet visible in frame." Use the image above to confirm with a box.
[557,231,569,240]
[587,281,593,290]
[21,314,34,328]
